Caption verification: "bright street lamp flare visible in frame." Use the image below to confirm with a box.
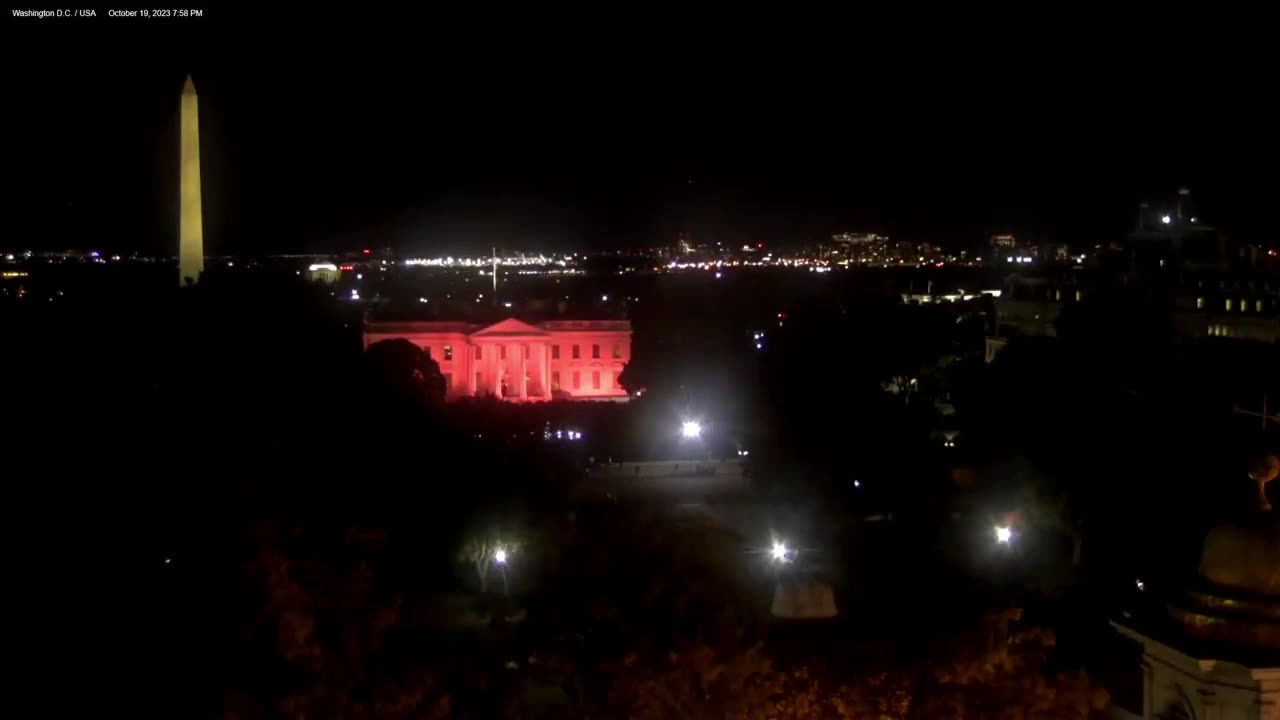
[771,541,790,562]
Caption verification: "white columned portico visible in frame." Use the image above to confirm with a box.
[462,318,556,401]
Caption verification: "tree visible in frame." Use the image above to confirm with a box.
[913,609,1109,719]
[364,338,446,407]
[596,610,1109,719]
[227,523,452,720]
[882,374,920,405]
[456,534,524,594]
[1019,480,1087,568]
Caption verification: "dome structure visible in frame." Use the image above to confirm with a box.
[1199,519,1280,596]
[1167,460,1280,653]
[1110,456,1278,720]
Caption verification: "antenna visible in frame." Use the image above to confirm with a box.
[1234,394,1279,431]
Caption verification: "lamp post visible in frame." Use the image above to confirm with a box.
[493,547,509,596]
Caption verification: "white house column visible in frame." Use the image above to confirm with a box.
[492,346,501,397]
[519,343,528,399]
[542,343,551,398]
[467,343,477,395]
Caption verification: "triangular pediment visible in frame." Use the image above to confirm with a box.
[470,317,549,337]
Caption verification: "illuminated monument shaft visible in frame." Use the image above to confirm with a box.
[179,75,204,285]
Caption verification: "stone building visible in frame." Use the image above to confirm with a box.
[364,317,631,401]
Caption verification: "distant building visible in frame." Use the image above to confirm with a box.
[889,240,919,261]
[992,277,1280,343]
[990,192,1280,344]
[1130,188,1228,272]
[364,317,631,401]
[306,262,340,284]
[832,232,889,246]
[831,233,891,262]
[984,337,1008,363]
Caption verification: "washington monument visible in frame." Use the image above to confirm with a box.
[179,74,204,286]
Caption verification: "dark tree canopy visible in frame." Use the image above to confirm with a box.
[365,338,446,408]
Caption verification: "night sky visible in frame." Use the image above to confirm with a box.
[7,12,1278,257]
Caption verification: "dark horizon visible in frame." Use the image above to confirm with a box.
[8,14,1279,258]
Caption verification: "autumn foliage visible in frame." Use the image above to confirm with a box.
[226,512,1109,719]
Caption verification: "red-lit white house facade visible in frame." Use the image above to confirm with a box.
[364,318,632,401]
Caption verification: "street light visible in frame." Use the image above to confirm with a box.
[994,526,1013,544]
[493,547,510,596]
[770,541,791,563]
[681,420,702,439]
